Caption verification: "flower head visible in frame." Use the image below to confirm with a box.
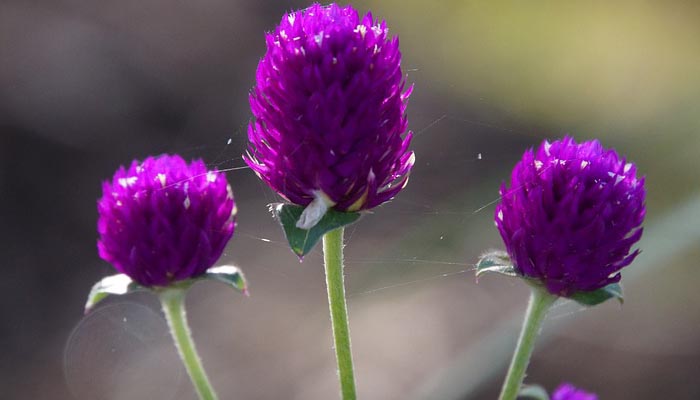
[97,154,236,287]
[495,136,646,296]
[245,3,414,214]
[552,383,598,400]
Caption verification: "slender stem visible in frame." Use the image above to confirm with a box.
[498,285,557,400]
[159,287,219,400]
[322,227,357,400]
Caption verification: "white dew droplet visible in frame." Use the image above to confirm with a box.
[534,160,543,170]
[157,173,167,187]
[207,172,218,183]
[624,162,633,173]
[477,153,482,160]
[497,210,504,221]
[227,138,232,145]
[580,160,589,169]
[183,196,191,209]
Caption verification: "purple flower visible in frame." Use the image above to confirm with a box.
[97,154,236,287]
[244,3,414,216]
[495,136,646,297]
[552,383,598,400]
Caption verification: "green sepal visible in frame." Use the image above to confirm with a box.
[271,203,361,258]
[475,250,517,279]
[518,384,550,400]
[85,274,143,314]
[569,282,624,306]
[85,266,249,314]
[204,265,249,296]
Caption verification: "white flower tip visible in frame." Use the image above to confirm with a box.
[296,191,335,230]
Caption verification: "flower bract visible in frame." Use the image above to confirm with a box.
[97,154,236,287]
[245,3,414,214]
[495,136,646,296]
[552,383,598,400]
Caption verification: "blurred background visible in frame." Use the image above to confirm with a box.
[1,0,699,399]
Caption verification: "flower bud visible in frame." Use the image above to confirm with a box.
[97,154,236,287]
[495,137,646,296]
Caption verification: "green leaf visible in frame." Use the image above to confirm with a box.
[570,282,624,306]
[272,203,361,258]
[475,250,517,279]
[204,265,249,295]
[85,274,142,314]
[518,384,550,400]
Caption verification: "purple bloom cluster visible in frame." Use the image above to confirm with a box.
[495,137,646,296]
[97,154,236,287]
[552,383,598,400]
[245,3,414,212]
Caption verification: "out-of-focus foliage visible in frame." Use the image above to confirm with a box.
[361,0,700,204]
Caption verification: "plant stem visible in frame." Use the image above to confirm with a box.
[323,227,357,400]
[159,287,219,400]
[498,285,557,400]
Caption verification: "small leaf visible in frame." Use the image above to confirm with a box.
[204,265,249,295]
[519,384,550,400]
[85,274,142,313]
[272,203,361,257]
[570,283,624,306]
[475,250,517,278]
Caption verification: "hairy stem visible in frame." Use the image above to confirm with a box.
[323,227,357,400]
[498,286,557,400]
[160,288,219,400]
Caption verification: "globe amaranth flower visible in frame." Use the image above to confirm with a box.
[97,154,236,287]
[495,136,646,297]
[552,383,598,400]
[244,3,414,227]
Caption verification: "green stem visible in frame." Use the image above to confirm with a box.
[498,285,557,400]
[322,227,357,400]
[159,287,219,400]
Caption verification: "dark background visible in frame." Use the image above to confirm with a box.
[1,1,699,399]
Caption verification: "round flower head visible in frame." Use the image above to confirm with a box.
[495,136,646,296]
[552,383,598,400]
[245,3,414,215]
[97,154,236,287]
